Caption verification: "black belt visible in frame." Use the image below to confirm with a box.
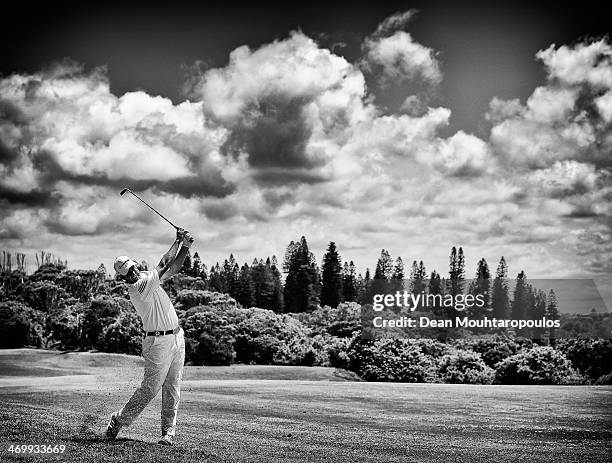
[145,327,181,337]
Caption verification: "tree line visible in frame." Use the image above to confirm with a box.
[174,237,559,326]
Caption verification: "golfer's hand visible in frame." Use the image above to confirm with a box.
[176,228,186,241]
[182,231,194,247]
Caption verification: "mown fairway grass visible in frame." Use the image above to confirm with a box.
[0,349,610,462]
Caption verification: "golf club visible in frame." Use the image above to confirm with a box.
[120,188,180,230]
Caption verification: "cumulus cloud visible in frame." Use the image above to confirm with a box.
[372,10,417,37]
[485,38,612,274]
[0,33,610,278]
[190,32,370,186]
[489,39,612,171]
[536,39,612,88]
[0,62,234,201]
[361,10,441,87]
[363,32,442,86]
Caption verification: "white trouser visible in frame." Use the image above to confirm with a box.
[116,328,185,436]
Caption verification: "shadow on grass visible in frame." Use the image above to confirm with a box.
[70,434,145,444]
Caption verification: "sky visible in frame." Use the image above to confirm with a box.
[1,0,611,284]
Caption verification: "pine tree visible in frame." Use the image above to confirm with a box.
[222,254,239,298]
[391,257,405,292]
[357,268,371,304]
[191,252,204,278]
[269,257,284,312]
[321,242,343,308]
[410,260,427,295]
[448,247,465,296]
[467,258,491,318]
[208,262,225,292]
[180,250,192,275]
[342,261,357,302]
[282,241,299,273]
[428,270,443,314]
[200,263,208,286]
[532,289,547,341]
[236,263,255,308]
[546,289,559,342]
[492,257,509,319]
[374,249,393,280]
[96,263,107,277]
[448,246,465,315]
[249,259,275,311]
[370,249,393,302]
[511,271,528,319]
[283,237,320,312]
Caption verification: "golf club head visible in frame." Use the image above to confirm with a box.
[120,188,129,196]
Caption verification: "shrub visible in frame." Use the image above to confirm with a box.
[555,339,612,381]
[163,275,208,299]
[0,301,45,348]
[81,296,129,349]
[46,300,88,350]
[0,270,26,299]
[174,290,238,312]
[293,302,361,336]
[28,263,64,283]
[327,320,361,338]
[57,270,104,301]
[456,337,521,368]
[182,308,238,364]
[233,308,317,365]
[594,372,612,385]
[494,346,584,385]
[235,333,280,364]
[348,338,438,382]
[193,333,235,366]
[21,281,67,313]
[99,309,143,355]
[437,350,495,384]
[326,336,352,369]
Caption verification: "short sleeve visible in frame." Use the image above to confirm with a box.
[134,270,160,300]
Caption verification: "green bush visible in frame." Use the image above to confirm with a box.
[21,281,67,313]
[28,263,64,283]
[175,290,238,312]
[0,270,26,299]
[182,308,238,364]
[81,296,130,349]
[455,337,521,368]
[233,308,320,365]
[57,270,104,301]
[163,276,208,299]
[594,372,612,385]
[235,333,280,364]
[293,302,361,336]
[193,333,235,366]
[348,338,438,382]
[437,349,495,384]
[494,346,584,385]
[326,336,352,369]
[555,339,612,381]
[46,299,88,350]
[99,309,143,355]
[0,300,45,348]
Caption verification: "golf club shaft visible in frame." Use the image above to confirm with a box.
[124,189,179,230]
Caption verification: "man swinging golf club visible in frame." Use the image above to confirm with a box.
[106,227,194,445]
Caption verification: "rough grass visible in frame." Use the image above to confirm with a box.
[0,349,611,462]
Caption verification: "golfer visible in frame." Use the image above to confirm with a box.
[106,229,194,445]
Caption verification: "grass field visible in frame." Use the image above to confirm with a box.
[0,349,610,462]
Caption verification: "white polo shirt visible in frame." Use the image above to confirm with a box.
[127,269,179,332]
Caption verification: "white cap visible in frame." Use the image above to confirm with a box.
[113,256,136,276]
